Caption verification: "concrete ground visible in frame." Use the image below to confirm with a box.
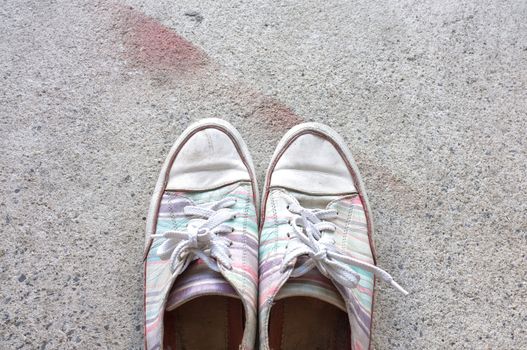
[1,0,526,349]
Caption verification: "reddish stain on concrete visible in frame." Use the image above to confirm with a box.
[117,5,209,74]
[353,155,412,193]
[113,5,302,129]
[250,97,303,130]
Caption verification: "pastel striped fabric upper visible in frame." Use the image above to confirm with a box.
[144,182,258,350]
[259,189,375,350]
[165,260,239,311]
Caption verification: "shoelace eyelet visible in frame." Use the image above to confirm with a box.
[282,202,408,295]
[153,197,238,276]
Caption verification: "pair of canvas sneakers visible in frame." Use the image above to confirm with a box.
[144,119,407,350]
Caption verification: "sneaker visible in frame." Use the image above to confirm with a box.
[144,119,259,350]
[258,123,407,350]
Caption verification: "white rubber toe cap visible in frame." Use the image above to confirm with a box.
[166,127,251,191]
[269,125,357,195]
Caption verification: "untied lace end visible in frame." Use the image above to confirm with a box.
[282,201,409,296]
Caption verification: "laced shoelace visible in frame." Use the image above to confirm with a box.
[150,197,238,276]
[280,201,408,295]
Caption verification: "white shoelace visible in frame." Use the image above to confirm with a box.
[151,197,238,276]
[280,201,408,295]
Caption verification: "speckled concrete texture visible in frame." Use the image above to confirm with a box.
[1,0,526,349]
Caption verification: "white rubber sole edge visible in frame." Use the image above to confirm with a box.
[144,118,259,258]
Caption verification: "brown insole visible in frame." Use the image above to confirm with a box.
[163,296,244,350]
[269,297,351,350]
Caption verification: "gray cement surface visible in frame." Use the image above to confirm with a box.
[1,0,526,349]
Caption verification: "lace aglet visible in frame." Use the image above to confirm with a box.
[390,280,409,296]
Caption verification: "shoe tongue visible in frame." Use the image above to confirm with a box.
[275,263,346,311]
[274,191,349,311]
[165,260,239,311]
